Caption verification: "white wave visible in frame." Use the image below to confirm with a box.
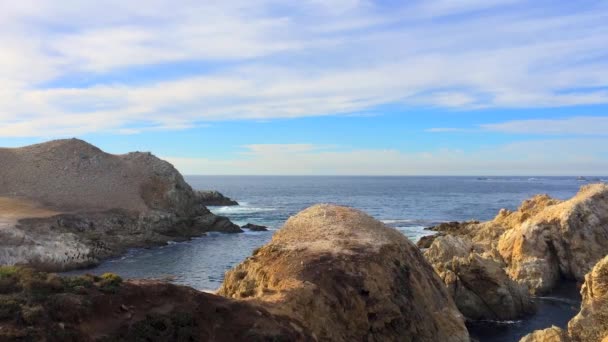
[211,205,276,215]
[474,319,523,325]
[535,296,580,305]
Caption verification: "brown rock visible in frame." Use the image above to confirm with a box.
[425,184,608,295]
[219,204,470,342]
[568,255,608,341]
[519,326,568,342]
[425,236,535,321]
[498,184,608,294]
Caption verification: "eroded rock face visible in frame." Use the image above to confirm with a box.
[0,267,313,341]
[424,184,608,295]
[424,236,535,321]
[498,184,608,294]
[0,139,240,271]
[219,204,470,342]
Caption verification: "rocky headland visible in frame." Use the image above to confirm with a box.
[219,204,470,341]
[0,139,241,271]
[417,182,608,331]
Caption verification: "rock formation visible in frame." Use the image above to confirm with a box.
[0,139,241,271]
[219,204,470,342]
[568,255,608,341]
[423,184,608,295]
[520,255,608,342]
[196,190,239,206]
[241,223,268,231]
[519,326,568,342]
[0,266,312,341]
[424,235,535,321]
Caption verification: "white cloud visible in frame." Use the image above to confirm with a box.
[164,138,608,175]
[427,116,608,135]
[481,116,608,135]
[0,1,608,136]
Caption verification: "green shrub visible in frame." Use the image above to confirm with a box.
[64,274,95,292]
[0,266,19,279]
[99,273,122,293]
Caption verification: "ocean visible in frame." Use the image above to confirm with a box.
[67,175,602,341]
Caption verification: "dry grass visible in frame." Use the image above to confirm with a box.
[0,197,58,219]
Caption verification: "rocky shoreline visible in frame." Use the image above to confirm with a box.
[0,139,242,271]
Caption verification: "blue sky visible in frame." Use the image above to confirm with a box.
[1,0,608,175]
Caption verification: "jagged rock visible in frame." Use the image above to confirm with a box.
[568,255,608,341]
[424,184,608,295]
[0,267,313,341]
[219,204,470,342]
[0,139,241,271]
[241,223,268,231]
[519,326,568,342]
[424,235,535,321]
[498,184,608,294]
[416,233,443,248]
[196,190,239,206]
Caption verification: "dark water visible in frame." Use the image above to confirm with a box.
[67,176,603,341]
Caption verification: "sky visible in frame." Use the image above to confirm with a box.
[1,0,608,175]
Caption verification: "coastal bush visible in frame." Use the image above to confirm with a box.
[63,274,96,292]
[0,266,19,278]
[99,272,123,293]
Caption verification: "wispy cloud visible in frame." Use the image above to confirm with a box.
[427,116,608,135]
[1,1,608,136]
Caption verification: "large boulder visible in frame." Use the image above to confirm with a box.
[0,139,240,271]
[219,204,470,342]
[424,236,535,321]
[0,266,313,341]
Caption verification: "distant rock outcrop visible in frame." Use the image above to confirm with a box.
[241,223,268,231]
[219,204,470,342]
[196,190,239,206]
[0,139,241,271]
[0,266,313,341]
[422,184,608,295]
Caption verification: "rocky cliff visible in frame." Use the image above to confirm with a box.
[219,204,470,342]
[422,183,608,295]
[0,139,241,271]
